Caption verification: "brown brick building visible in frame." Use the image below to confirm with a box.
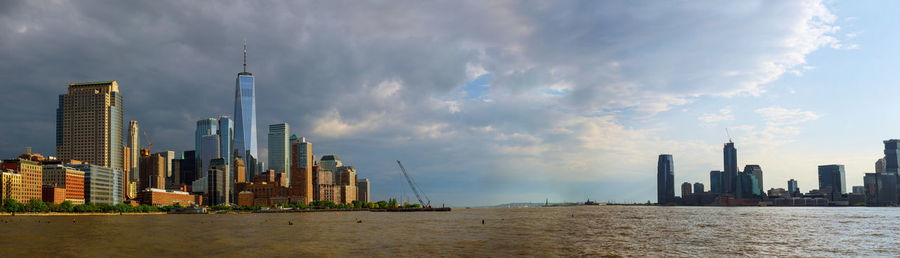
[136,188,202,206]
[2,159,42,202]
[42,186,66,204]
[42,164,86,204]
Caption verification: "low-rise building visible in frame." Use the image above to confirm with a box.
[1,171,23,203]
[42,186,66,204]
[42,164,86,204]
[136,188,202,206]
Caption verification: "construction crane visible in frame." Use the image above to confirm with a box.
[396,160,431,208]
[143,131,153,155]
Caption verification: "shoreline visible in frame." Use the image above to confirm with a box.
[0,212,168,216]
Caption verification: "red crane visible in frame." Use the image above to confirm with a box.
[143,131,152,154]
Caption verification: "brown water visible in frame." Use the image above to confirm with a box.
[0,206,897,256]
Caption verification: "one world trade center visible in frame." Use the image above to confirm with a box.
[234,41,259,181]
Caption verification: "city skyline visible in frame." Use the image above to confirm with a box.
[3,1,900,205]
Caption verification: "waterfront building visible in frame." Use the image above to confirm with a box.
[723,141,738,195]
[139,153,166,190]
[267,123,290,180]
[0,171,23,203]
[864,172,897,206]
[876,157,886,173]
[195,118,218,174]
[42,186,66,204]
[681,182,692,197]
[234,41,259,180]
[709,170,723,194]
[181,150,197,188]
[337,166,357,186]
[818,164,846,201]
[234,182,291,207]
[128,121,140,190]
[767,188,787,197]
[340,185,357,204]
[41,164,86,204]
[656,154,674,204]
[56,81,124,171]
[136,188,201,206]
[736,172,760,198]
[884,139,900,174]
[70,164,123,205]
[234,157,246,183]
[207,158,230,205]
[320,155,343,182]
[315,168,338,202]
[693,182,703,194]
[743,165,764,194]
[155,151,175,188]
[1,159,42,202]
[852,185,865,194]
[289,136,313,204]
[357,178,370,203]
[200,134,220,179]
[788,179,799,196]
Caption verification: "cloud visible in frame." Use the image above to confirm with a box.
[698,108,735,124]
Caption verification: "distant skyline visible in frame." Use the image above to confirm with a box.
[0,1,896,206]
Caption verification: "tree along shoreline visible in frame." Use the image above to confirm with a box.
[1,198,419,215]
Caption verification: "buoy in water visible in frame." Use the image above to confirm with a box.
[288,221,294,225]
[482,219,485,224]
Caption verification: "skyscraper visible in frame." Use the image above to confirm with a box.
[876,157,887,173]
[681,182,692,198]
[357,178,370,203]
[818,164,846,201]
[155,150,175,188]
[723,141,737,195]
[207,158,230,205]
[787,179,799,196]
[234,41,259,179]
[290,135,313,204]
[217,116,234,175]
[56,81,124,171]
[195,118,218,175]
[709,170,723,194]
[743,165,764,195]
[657,154,674,204]
[693,182,704,194]
[268,123,290,178]
[128,121,139,187]
[884,140,900,174]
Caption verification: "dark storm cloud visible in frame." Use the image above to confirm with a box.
[0,1,840,205]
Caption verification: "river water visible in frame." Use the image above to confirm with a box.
[0,206,896,256]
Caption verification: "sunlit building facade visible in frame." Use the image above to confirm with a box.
[56,81,124,171]
[234,42,259,180]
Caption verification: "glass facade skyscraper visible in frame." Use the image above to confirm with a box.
[884,139,900,174]
[723,141,737,195]
[709,170,723,194]
[818,164,846,201]
[195,118,218,175]
[268,123,291,183]
[787,179,798,196]
[234,42,259,179]
[657,154,674,204]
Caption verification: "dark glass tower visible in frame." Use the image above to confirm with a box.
[818,164,846,201]
[723,141,738,195]
[709,170,723,194]
[657,154,674,204]
[234,41,259,180]
[884,140,900,174]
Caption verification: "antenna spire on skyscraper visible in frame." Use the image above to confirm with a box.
[243,39,247,73]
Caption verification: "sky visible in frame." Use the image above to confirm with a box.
[0,0,896,206]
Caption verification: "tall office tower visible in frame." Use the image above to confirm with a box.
[681,182,692,198]
[181,150,197,186]
[155,151,175,189]
[884,139,900,174]
[128,121,140,185]
[169,159,182,189]
[656,154,674,204]
[709,171,723,194]
[818,164,846,201]
[207,158,230,205]
[218,116,234,174]
[357,178,370,203]
[195,118,218,175]
[268,123,290,178]
[693,182,703,194]
[876,157,887,173]
[290,135,313,204]
[234,41,259,179]
[139,153,165,190]
[200,134,221,180]
[56,81,124,171]
[723,141,738,195]
[743,165,764,195]
[787,179,799,196]
[320,155,343,182]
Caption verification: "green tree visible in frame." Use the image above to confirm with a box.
[3,198,19,212]
[375,200,388,209]
[60,200,74,212]
[27,198,49,212]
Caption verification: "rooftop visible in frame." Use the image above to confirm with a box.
[321,155,340,161]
